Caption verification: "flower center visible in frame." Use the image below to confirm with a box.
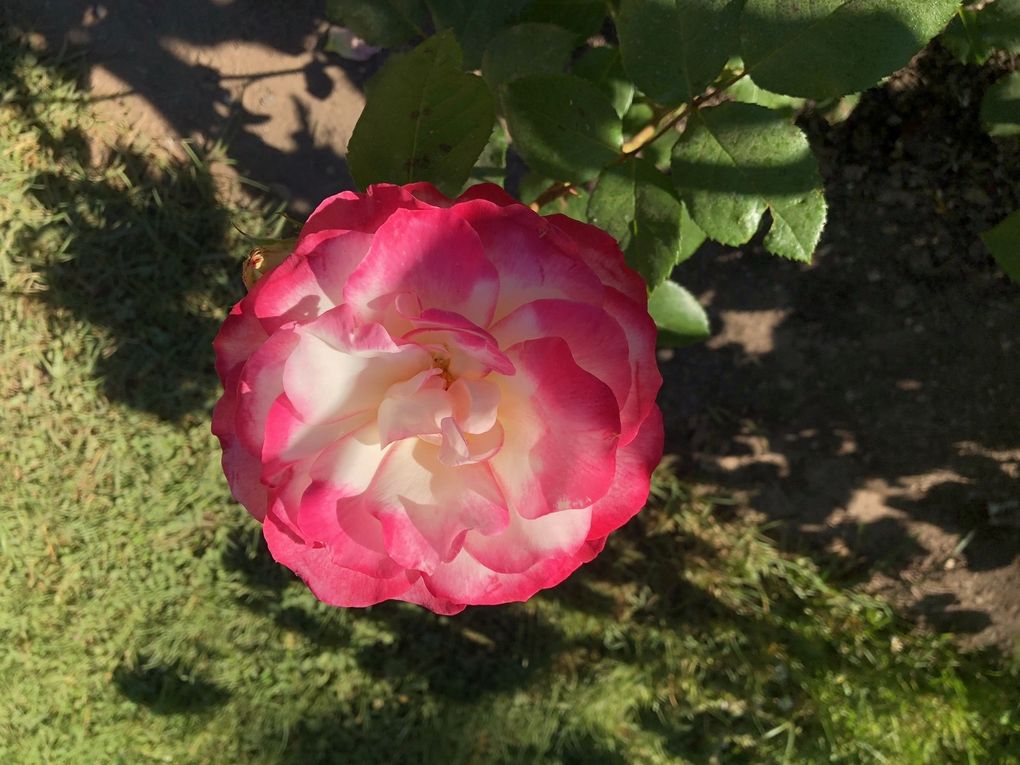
[376,368,505,468]
[431,351,454,389]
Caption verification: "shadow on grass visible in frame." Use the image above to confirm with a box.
[114,654,229,715]
[30,152,241,420]
[1,40,284,421]
[221,523,353,649]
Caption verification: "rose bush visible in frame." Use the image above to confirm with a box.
[213,183,663,614]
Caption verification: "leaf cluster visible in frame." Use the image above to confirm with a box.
[333,0,971,341]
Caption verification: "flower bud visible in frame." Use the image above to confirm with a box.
[241,240,294,291]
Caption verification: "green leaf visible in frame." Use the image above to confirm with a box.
[481,23,577,94]
[466,122,509,189]
[726,70,806,116]
[588,158,702,287]
[503,74,623,183]
[623,101,655,136]
[943,0,1020,65]
[325,0,428,47]
[520,0,609,37]
[426,0,532,69]
[617,0,742,105]
[677,203,707,263]
[572,47,635,118]
[981,209,1020,283]
[816,93,862,126]
[643,129,680,170]
[671,102,826,262]
[647,279,711,346]
[942,7,991,64]
[740,0,961,99]
[347,32,496,196]
[981,71,1020,138]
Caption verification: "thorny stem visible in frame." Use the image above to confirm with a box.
[528,70,749,212]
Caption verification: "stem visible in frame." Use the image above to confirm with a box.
[528,181,573,212]
[530,70,750,210]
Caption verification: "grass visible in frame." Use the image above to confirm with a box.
[1,36,1019,765]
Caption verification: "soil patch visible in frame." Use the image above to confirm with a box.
[664,47,1020,650]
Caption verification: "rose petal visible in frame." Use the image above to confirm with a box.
[283,305,429,425]
[263,509,415,607]
[421,538,603,606]
[586,406,663,539]
[453,200,605,321]
[262,396,373,483]
[377,369,451,446]
[217,432,268,521]
[455,183,519,207]
[299,184,431,239]
[543,213,648,305]
[490,298,632,430]
[397,577,466,615]
[603,287,663,446]
[235,329,301,457]
[464,503,592,574]
[489,337,620,520]
[213,302,268,390]
[253,231,372,334]
[448,377,500,434]
[349,439,508,574]
[344,207,499,328]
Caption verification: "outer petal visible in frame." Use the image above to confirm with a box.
[543,213,648,305]
[213,302,268,389]
[212,307,271,520]
[586,406,664,539]
[234,329,301,458]
[490,299,632,430]
[603,287,663,446]
[298,184,433,239]
[490,338,620,520]
[263,510,415,607]
[252,231,372,334]
[452,200,605,321]
[421,537,605,606]
[344,208,499,328]
[397,577,466,615]
[464,503,592,574]
[296,483,404,579]
[352,439,509,575]
[217,431,268,521]
[455,183,519,207]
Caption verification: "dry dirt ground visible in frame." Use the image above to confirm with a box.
[13,0,1020,651]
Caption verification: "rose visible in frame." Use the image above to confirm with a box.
[213,183,663,614]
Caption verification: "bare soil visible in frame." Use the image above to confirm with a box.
[14,0,1020,650]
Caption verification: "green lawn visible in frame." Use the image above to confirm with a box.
[2,40,1018,765]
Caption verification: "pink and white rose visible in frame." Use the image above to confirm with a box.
[212,183,663,614]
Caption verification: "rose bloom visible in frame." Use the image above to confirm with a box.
[213,183,663,614]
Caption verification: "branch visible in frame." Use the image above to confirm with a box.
[529,70,749,210]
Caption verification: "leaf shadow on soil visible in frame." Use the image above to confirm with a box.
[10,0,384,212]
[660,44,1020,647]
